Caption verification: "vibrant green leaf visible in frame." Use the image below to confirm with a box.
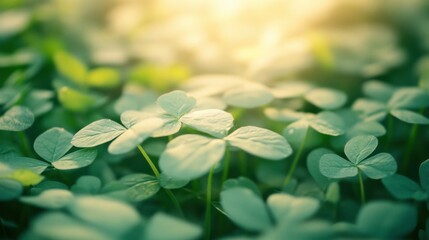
[344,135,378,164]
[20,189,74,209]
[309,112,345,136]
[0,106,34,131]
[358,153,397,179]
[52,148,97,170]
[34,127,73,162]
[71,119,126,147]
[10,169,44,186]
[145,213,202,240]
[356,201,417,238]
[68,196,141,236]
[390,109,429,124]
[319,154,357,179]
[58,87,97,112]
[181,109,234,138]
[87,67,120,89]
[220,187,272,232]
[157,90,196,117]
[225,126,292,160]
[0,178,23,201]
[305,88,347,110]
[159,135,226,179]
[267,193,319,223]
[54,51,87,86]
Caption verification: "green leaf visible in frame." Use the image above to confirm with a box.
[390,109,429,124]
[54,51,87,86]
[270,81,313,99]
[34,127,73,162]
[420,159,429,192]
[120,110,152,128]
[267,193,320,223]
[1,157,49,174]
[225,126,292,160]
[151,114,182,137]
[305,88,347,110]
[22,89,54,117]
[0,106,34,131]
[223,85,273,108]
[20,189,74,209]
[71,176,102,195]
[180,109,234,138]
[145,213,202,240]
[358,153,397,179]
[309,112,345,136]
[388,88,429,109]
[362,80,395,102]
[87,67,120,89]
[265,108,309,122]
[157,90,196,117]
[220,187,272,232]
[10,169,44,186]
[102,174,160,202]
[108,118,163,154]
[352,98,387,122]
[356,201,417,238]
[71,119,126,147]
[382,175,424,200]
[68,196,141,236]
[348,121,386,137]
[159,173,189,189]
[307,148,334,190]
[284,120,310,148]
[159,135,226,179]
[344,135,378,164]
[223,177,262,197]
[0,178,23,201]
[58,87,97,112]
[319,154,357,179]
[52,148,97,170]
[31,180,68,195]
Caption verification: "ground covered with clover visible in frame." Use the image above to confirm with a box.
[2,1,429,240]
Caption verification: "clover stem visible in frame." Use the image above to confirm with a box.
[385,114,394,150]
[137,145,183,216]
[221,147,230,183]
[283,128,309,187]
[168,135,173,142]
[403,123,419,172]
[18,131,31,156]
[357,169,366,204]
[204,166,215,240]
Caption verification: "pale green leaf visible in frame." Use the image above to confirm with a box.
[145,213,202,240]
[0,178,23,201]
[356,201,417,238]
[223,85,273,108]
[157,90,196,117]
[305,88,347,110]
[151,114,182,137]
[52,149,97,170]
[264,108,309,122]
[220,187,272,232]
[159,173,189,189]
[309,112,345,136]
[20,189,74,209]
[283,120,310,148]
[270,81,313,99]
[348,121,386,137]
[0,106,34,131]
[388,88,429,109]
[390,109,429,124]
[71,119,126,147]
[68,196,141,236]
[362,80,394,102]
[120,110,152,128]
[180,109,233,138]
[34,127,73,162]
[226,126,292,160]
[267,193,319,223]
[159,135,226,179]
[319,154,357,179]
[358,153,397,179]
[352,98,387,122]
[344,135,378,164]
[102,174,160,202]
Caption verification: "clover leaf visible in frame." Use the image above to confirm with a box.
[145,213,202,240]
[160,126,292,179]
[0,106,34,131]
[320,135,396,179]
[382,159,429,201]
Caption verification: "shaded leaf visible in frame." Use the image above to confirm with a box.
[390,109,429,124]
[20,189,74,209]
[1,157,49,174]
[307,148,334,190]
[0,178,23,201]
[358,153,397,179]
[159,173,189,189]
[382,175,424,200]
[34,127,73,162]
[267,193,320,223]
[71,176,102,195]
[145,213,202,240]
[420,159,429,192]
[0,106,34,131]
[319,154,357,179]
[53,149,97,170]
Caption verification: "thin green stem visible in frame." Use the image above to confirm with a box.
[137,145,160,177]
[204,166,215,240]
[283,129,309,187]
[168,135,173,142]
[18,131,31,156]
[403,123,419,172]
[221,148,230,183]
[357,169,366,205]
[137,145,183,216]
[385,114,394,150]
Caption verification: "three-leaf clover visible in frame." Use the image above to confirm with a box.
[353,85,429,124]
[1,127,97,171]
[160,126,292,179]
[382,159,429,201]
